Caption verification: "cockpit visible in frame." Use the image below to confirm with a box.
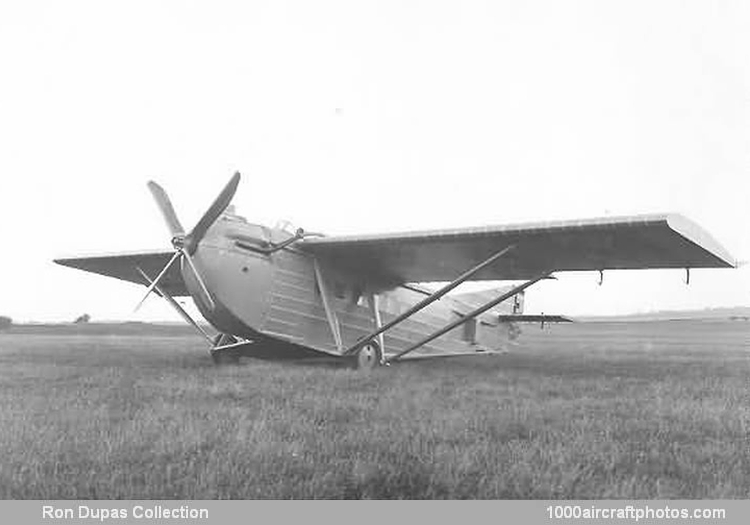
[274,219,299,236]
[220,208,303,254]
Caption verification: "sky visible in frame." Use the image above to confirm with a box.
[1,0,749,323]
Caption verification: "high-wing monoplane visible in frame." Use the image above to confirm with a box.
[55,173,735,368]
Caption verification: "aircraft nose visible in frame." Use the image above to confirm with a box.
[180,254,215,315]
[183,245,274,336]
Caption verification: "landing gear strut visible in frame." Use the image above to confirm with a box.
[211,334,241,365]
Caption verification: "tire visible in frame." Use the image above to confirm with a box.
[355,340,382,370]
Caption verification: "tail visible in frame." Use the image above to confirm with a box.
[450,287,524,314]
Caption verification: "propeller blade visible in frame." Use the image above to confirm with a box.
[185,172,241,254]
[182,250,216,311]
[147,181,185,238]
[134,250,182,312]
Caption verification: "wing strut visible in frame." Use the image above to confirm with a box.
[313,258,343,352]
[343,244,516,356]
[385,270,552,364]
[368,293,386,363]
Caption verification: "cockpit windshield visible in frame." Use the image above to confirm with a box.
[221,208,272,249]
[274,219,299,235]
[221,211,299,251]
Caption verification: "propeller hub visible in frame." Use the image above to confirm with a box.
[141,172,240,312]
[171,235,186,250]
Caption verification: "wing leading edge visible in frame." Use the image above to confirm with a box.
[301,213,734,284]
[54,250,188,296]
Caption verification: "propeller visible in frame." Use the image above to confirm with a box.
[135,172,242,312]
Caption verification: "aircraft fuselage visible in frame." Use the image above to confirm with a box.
[183,214,522,358]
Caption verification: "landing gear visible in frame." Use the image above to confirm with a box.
[354,340,382,370]
[211,334,241,365]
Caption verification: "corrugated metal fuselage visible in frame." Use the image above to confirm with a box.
[182,221,521,357]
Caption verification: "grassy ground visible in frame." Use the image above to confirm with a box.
[1,321,749,499]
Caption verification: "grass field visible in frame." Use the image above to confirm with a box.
[1,321,749,499]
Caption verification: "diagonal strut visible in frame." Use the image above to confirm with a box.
[136,266,214,344]
[385,270,552,364]
[344,244,516,356]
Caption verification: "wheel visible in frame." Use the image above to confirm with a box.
[355,340,382,370]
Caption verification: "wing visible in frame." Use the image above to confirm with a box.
[301,213,734,284]
[54,250,188,296]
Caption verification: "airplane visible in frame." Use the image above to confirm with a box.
[55,173,735,368]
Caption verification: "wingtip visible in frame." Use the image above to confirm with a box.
[665,213,736,269]
[53,257,83,270]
